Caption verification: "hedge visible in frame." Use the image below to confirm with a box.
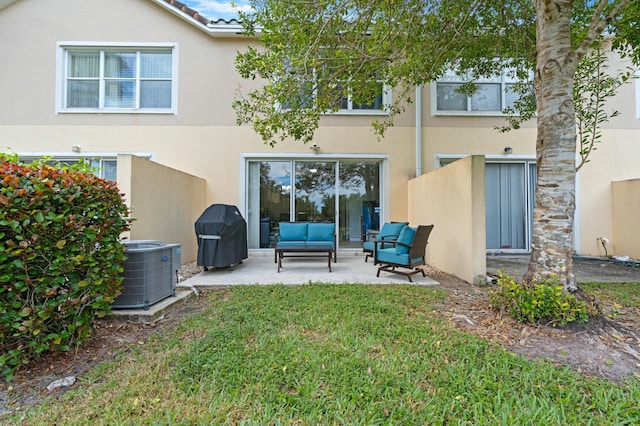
[0,157,131,380]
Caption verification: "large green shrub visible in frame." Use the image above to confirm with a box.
[489,274,590,326]
[0,157,130,379]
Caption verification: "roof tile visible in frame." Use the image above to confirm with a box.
[163,0,210,25]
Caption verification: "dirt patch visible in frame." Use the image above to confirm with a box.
[2,266,639,417]
[426,266,640,384]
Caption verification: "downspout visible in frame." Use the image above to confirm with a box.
[415,85,423,177]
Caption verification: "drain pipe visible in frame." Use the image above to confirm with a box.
[175,270,199,296]
[415,85,423,177]
[176,283,199,296]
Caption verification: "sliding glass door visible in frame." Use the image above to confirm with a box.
[485,161,537,252]
[247,159,381,250]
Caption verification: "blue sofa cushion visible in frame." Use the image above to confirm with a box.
[279,222,308,241]
[306,240,335,249]
[395,226,416,254]
[307,223,335,242]
[276,240,307,247]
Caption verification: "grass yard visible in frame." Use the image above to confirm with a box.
[9,284,640,424]
[581,282,640,309]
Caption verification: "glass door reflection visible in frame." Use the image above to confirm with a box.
[294,161,336,223]
[338,161,380,248]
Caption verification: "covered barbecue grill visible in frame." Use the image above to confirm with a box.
[195,204,248,270]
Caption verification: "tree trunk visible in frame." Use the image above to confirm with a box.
[524,1,579,291]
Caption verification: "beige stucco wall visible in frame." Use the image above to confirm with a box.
[575,129,640,256]
[117,154,206,263]
[611,179,640,259]
[408,155,486,283]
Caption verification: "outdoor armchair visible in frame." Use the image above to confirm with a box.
[374,224,434,282]
[362,221,408,263]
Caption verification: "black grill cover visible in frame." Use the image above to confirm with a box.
[195,204,248,268]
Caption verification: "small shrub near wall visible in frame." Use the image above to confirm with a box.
[0,157,131,380]
[489,273,590,326]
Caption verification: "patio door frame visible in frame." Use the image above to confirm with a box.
[240,153,389,253]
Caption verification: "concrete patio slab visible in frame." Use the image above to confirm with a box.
[109,253,439,322]
[182,252,440,287]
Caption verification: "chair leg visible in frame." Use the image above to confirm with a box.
[377,264,422,282]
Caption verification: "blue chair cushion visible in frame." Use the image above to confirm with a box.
[279,222,308,241]
[307,223,335,242]
[395,226,416,254]
[379,222,408,238]
[376,248,423,266]
[364,222,409,252]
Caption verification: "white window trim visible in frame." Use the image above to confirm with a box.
[55,41,178,114]
[17,152,154,181]
[276,73,391,115]
[330,84,392,116]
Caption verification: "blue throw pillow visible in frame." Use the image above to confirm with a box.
[395,226,416,254]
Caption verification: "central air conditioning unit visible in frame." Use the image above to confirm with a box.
[112,240,181,310]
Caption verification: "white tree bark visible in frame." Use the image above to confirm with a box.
[524,0,579,290]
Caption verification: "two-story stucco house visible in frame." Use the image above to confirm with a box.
[1,0,639,283]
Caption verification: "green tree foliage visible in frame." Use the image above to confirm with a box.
[0,156,131,380]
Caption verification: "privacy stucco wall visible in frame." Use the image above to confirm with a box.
[408,155,486,283]
[117,154,206,263]
[611,179,640,259]
[576,129,640,257]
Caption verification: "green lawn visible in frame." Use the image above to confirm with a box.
[10,284,640,424]
[581,282,640,308]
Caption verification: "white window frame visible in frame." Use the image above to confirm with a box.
[56,42,178,114]
[278,71,391,116]
[332,81,392,116]
[17,152,154,181]
[431,68,530,117]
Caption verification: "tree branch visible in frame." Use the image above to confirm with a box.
[575,0,631,60]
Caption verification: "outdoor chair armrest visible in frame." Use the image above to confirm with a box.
[383,240,412,249]
[377,234,398,242]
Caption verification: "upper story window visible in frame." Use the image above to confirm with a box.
[57,43,177,114]
[281,72,390,115]
[333,81,390,114]
[432,69,528,116]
